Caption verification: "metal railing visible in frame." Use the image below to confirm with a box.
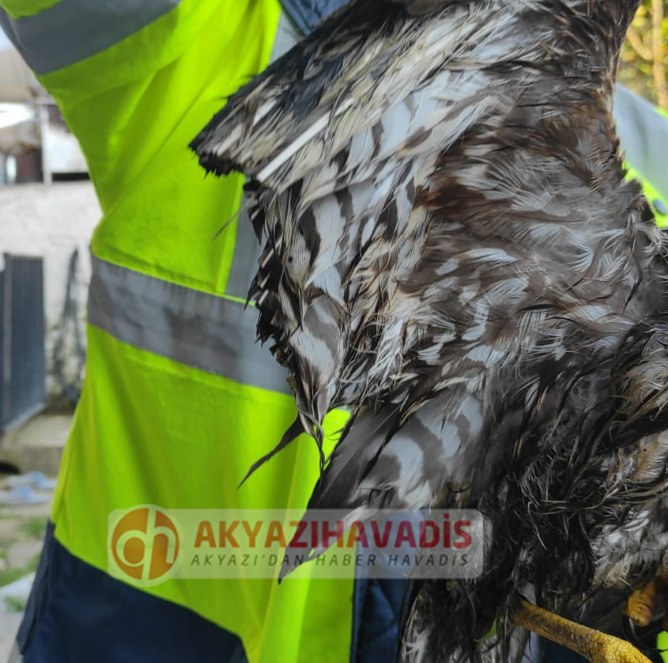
[0,254,46,432]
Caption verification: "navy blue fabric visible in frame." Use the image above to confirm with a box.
[18,523,409,663]
[352,578,406,663]
[542,641,588,663]
[18,522,248,663]
[280,0,350,34]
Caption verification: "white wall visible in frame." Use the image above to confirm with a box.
[0,181,100,397]
[44,123,88,174]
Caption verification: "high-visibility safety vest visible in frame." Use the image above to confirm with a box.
[0,2,387,663]
[1,1,667,662]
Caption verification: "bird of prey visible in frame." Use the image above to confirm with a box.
[192,1,668,661]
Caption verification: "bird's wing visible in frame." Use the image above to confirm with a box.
[192,0,545,430]
[191,0,660,572]
[193,0,520,192]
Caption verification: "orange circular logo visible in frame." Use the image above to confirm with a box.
[110,506,180,585]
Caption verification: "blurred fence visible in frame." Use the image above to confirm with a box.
[0,254,45,432]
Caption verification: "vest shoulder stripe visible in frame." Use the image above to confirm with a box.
[223,11,301,300]
[0,0,182,75]
[88,256,291,395]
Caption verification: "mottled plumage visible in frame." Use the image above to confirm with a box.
[192,1,668,661]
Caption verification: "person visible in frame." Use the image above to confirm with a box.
[0,2,383,663]
[0,2,666,663]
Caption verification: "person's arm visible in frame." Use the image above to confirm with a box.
[0,0,280,211]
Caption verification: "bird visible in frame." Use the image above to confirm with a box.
[191,1,668,662]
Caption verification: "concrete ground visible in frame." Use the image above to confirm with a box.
[1,412,71,477]
[0,575,35,663]
[0,488,53,662]
[0,412,70,662]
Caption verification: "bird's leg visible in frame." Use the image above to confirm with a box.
[512,600,652,663]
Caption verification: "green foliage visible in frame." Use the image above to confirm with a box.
[3,595,27,613]
[0,551,40,588]
[20,517,47,541]
[619,1,668,108]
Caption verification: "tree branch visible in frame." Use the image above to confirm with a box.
[626,26,653,62]
[651,0,668,110]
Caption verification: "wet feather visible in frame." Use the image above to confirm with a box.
[192,1,668,661]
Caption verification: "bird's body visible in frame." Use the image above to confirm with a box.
[193,1,668,661]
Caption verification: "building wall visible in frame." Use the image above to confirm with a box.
[0,181,100,397]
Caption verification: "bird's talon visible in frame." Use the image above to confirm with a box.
[513,600,654,663]
[588,635,653,663]
[625,582,658,628]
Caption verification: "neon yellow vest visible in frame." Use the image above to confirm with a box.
[0,1,353,661]
[4,2,666,659]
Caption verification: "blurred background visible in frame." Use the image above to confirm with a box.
[0,27,95,432]
[0,26,99,657]
[619,0,668,110]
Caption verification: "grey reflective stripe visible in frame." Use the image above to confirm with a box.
[224,207,264,301]
[271,9,302,59]
[615,85,668,201]
[88,257,291,395]
[224,10,301,300]
[280,0,349,35]
[0,0,181,76]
